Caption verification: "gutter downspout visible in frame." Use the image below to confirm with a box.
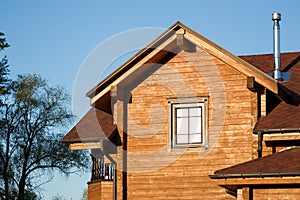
[257,131,263,158]
[254,128,300,158]
[113,164,117,200]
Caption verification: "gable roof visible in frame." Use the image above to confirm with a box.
[62,107,116,143]
[64,22,300,145]
[240,52,300,131]
[87,21,278,105]
[210,147,300,179]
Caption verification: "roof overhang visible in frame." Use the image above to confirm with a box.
[62,107,117,150]
[210,148,300,191]
[212,176,300,191]
[253,128,300,134]
[86,22,179,104]
[86,21,279,105]
[210,172,300,179]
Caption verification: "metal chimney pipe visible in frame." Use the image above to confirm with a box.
[272,12,282,81]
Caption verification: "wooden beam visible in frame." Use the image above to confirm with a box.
[237,187,252,200]
[176,33,184,47]
[70,142,101,150]
[217,177,300,186]
[247,76,258,92]
[264,133,300,141]
[90,34,177,105]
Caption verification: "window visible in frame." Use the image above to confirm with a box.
[169,98,208,148]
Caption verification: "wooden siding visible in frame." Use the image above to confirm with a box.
[88,181,113,200]
[253,188,300,200]
[71,22,300,199]
[112,48,255,199]
[87,46,300,199]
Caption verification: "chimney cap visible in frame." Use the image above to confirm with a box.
[272,12,281,21]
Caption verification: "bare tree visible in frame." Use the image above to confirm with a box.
[0,32,10,95]
[0,74,89,200]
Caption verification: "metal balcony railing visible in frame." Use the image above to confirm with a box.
[91,156,115,181]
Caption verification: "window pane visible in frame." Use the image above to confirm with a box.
[189,116,202,134]
[172,101,206,147]
[190,133,202,143]
[176,117,188,134]
[189,107,202,117]
[177,134,188,144]
[176,108,188,117]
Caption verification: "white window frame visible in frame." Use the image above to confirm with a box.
[169,97,208,149]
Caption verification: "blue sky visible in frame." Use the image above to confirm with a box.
[1,1,300,199]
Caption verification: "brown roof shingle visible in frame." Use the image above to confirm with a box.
[211,147,300,179]
[239,52,300,131]
[254,102,300,130]
[62,107,117,143]
[240,52,300,94]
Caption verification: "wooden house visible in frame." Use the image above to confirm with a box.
[62,19,300,200]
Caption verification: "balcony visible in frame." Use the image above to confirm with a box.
[91,155,115,181]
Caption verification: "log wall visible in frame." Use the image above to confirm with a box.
[116,48,255,199]
[87,47,300,199]
[88,180,113,200]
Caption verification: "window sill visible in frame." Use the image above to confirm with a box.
[170,145,209,152]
